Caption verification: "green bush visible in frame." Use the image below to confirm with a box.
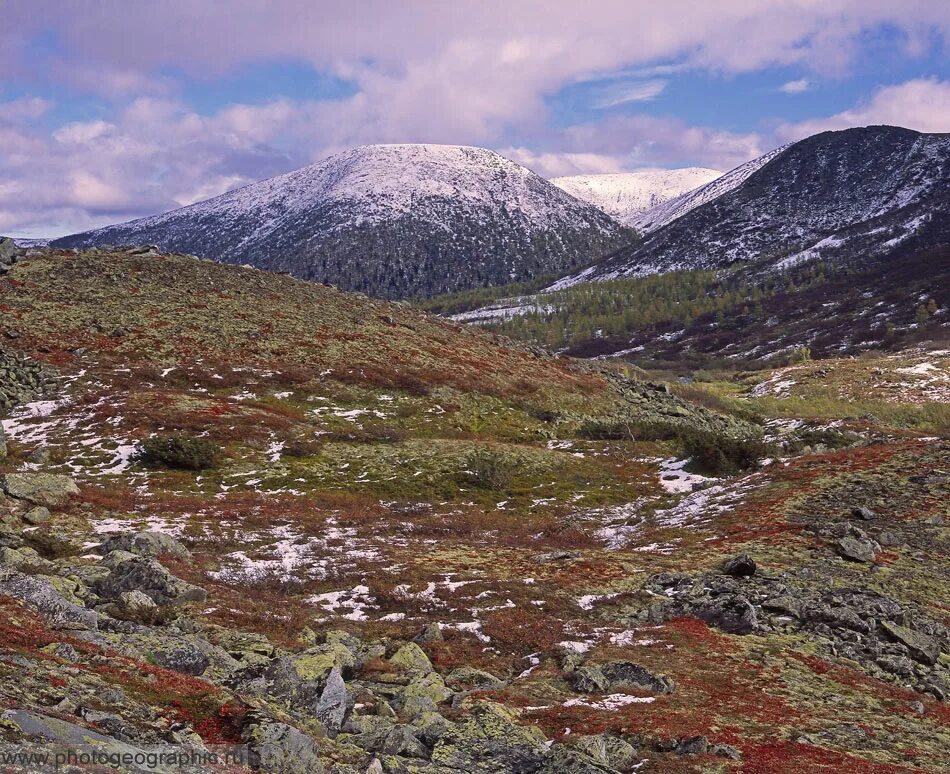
[678,429,772,475]
[461,448,515,490]
[783,428,861,454]
[137,433,221,470]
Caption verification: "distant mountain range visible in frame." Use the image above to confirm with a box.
[550,168,721,226]
[554,126,950,287]
[51,144,632,299]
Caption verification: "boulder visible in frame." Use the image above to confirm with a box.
[96,531,190,559]
[694,594,759,634]
[881,621,942,665]
[540,745,618,773]
[0,473,79,508]
[22,506,51,525]
[242,716,324,774]
[722,554,756,578]
[314,667,351,736]
[445,666,505,691]
[431,701,549,773]
[851,506,876,521]
[402,672,452,718]
[147,642,211,676]
[835,536,876,563]
[574,734,639,771]
[95,557,207,606]
[600,661,674,694]
[569,664,609,693]
[115,590,158,620]
[389,642,433,675]
[0,567,97,630]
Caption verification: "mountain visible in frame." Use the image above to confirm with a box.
[550,167,721,225]
[51,144,632,299]
[553,126,950,287]
[630,148,787,233]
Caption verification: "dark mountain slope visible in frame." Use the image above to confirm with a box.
[553,125,950,286]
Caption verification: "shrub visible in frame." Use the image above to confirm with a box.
[786,346,812,365]
[136,433,221,470]
[678,429,772,475]
[783,428,861,454]
[461,448,515,490]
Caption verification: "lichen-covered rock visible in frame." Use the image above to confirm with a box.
[600,661,675,694]
[242,715,325,774]
[540,745,618,773]
[881,621,942,665]
[22,506,51,525]
[95,556,207,606]
[96,530,190,559]
[835,536,877,563]
[0,567,97,630]
[445,666,504,691]
[0,473,79,508]
[389,642,433,675]
[315,667,351,736]
[573,734,639,771]
[431,701,549,773]
[402,672,452,718]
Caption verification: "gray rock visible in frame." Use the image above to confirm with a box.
[0,567,97,630]
[574,734,639,771]
[540,745,619,773]
[22,506,51,525]
[0,472,79,508]
[675,735,708,755]
[881,621,942,665]
[315,667,351,735]
[96,557,207,606]
[116,589,159,619]
[96,530,190,559]
[569,664,609,693]
[835,536,876,563]
[851,506,876,520]
[243,716,325,774]
[600,661,674,694]
[381,726,428,758]
[147,643,211,676]
[1,709,149,760]
[445,666,505,690]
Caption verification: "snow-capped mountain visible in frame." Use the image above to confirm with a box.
[551,126,950,288]
[550,168,722,226]
[630,148,788,233]
[53,144,632,298]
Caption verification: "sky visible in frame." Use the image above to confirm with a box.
[1,1,948,237]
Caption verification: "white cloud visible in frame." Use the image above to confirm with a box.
[779,79,810,94]
[594,79,668,108]
[778,78,950,140]
[499,148,624,178]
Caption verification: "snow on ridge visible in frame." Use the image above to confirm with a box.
[631,144,792,233]
[551,168,722,225]
[73,143,616,242]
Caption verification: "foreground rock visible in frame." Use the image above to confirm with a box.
[1,473,80,508]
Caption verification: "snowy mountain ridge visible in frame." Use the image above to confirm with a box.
[550,167,722,226]
[549,126,950,288]
[53,144,632,298]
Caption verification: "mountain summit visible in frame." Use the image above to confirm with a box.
[551,168,722,226]
[53,144,631,298]
[553,125,950,287]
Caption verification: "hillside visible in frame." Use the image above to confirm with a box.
[51,144,633,299]
[554,126,950,287]
[550,168,721,225]
[0,246,947,773]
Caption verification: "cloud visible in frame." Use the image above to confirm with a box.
[779,79,810,94]
[499,149,625,178]
[594,79,668,108]
[777,78,950,140]
[2,3,950,232]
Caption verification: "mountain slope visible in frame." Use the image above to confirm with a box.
[51,144,632,299]
[550,168,721,225]
[553,126,950,287]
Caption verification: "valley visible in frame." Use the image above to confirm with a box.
[0,246,947,773]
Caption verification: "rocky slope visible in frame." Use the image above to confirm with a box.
[550,168,721,226]
[0,247,947,773]
[553,126,950,287]
[51,145,633,299]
